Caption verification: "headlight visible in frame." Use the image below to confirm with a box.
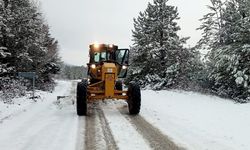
[109,44,113,48]
[91,64,96,69]
[122,65,127,69]
[93,43,99,49]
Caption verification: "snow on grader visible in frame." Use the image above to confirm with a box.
[76,44,141,116]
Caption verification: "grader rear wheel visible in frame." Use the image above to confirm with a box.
[76,80,87,116]
[127,82,141,115]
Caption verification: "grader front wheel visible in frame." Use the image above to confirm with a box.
[76,80,88,116]
[127,82,141,115]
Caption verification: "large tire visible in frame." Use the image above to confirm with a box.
[127,82,141,115]
[115,80,123,91]
[76,80,87,116]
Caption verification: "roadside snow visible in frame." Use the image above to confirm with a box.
[0,80,78,150]
[0,80,70,122]
[141,90,250,150]
[1,80,250,150]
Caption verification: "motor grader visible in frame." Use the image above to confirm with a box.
[76,43,141,116]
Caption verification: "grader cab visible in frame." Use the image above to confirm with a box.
[76,44,141,116]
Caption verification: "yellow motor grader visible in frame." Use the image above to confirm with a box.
[76,44,141,116]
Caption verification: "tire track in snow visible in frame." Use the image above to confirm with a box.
[100,101,151,150]
[0,109,27,124]
[85,103,118,150]
[0,115,12,124]
[76,117,85,150]
[96,104,118,150]
[84,104,97,150]
[118,107,185,150]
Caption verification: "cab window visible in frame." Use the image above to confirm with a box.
[100,52,106,61]
[93,51,112,63]
[115,49,129,65]
[94,52,100,63]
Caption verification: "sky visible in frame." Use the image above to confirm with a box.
[39,0,211,66]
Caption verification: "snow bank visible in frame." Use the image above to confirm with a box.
[0,80,78,150]
[0,80,71,121]
[141,90,250,150]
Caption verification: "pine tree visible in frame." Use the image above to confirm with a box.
[0,0,15,77]
[0,0,61,92]
[58,64,87,80]
[128,0,199,90]
[31,24,61,90]
[198,0,250,101]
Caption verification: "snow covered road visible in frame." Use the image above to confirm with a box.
[1,80,250,150]
[84,102,183,150]
[0,81,182,150]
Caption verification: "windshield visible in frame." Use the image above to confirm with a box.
[92,51,112,63]
[90,49,128,64]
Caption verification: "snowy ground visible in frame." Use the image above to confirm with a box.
[0,80,79,150]
[0,80,250,150]
[141,90,250,150]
